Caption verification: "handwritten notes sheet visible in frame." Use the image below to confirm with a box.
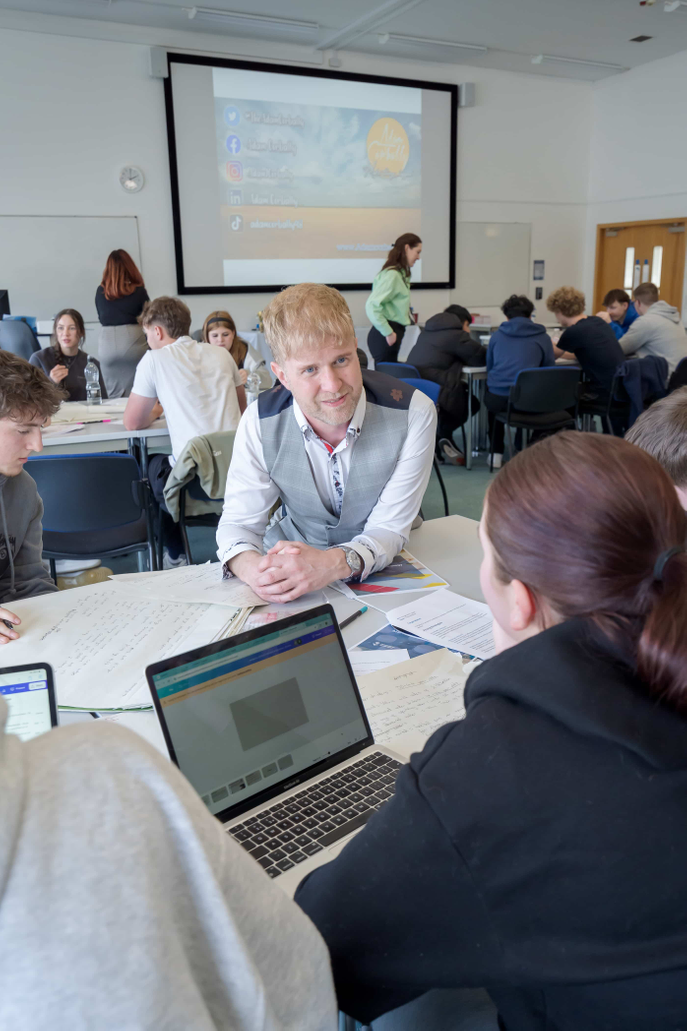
[356,648,467,745]
[110,562,264,608]
[6,583,232,710]
[387,588,496,660]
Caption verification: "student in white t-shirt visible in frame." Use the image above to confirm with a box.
[124,296,246,566]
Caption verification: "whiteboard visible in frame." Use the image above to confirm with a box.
[453,222,531,308]
[0,216,141,322]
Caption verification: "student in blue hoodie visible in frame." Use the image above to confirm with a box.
[485,294,554,467]
[597,288,639,340]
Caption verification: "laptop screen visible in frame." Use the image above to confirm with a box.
[0,666,56,741]
[148,608,370,817]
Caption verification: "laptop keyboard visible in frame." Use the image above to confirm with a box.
[228,751,403,879]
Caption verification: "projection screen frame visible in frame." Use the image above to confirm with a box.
[163,52,457,295]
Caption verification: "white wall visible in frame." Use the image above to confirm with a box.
[0,19,592,333]
[584,48,687,313]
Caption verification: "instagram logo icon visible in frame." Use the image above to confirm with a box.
[226,161,243,182]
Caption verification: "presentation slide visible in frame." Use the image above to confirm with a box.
[167,57,455,291]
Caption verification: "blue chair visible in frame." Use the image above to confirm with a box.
[0,318,40,360]
[491,367,581,466]
[26,453,157,578]
[403,379,449,517]
[376,361,421,380]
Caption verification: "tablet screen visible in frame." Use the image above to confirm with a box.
[0,667,55,741]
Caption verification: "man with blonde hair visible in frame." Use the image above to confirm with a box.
[216,283,436,602]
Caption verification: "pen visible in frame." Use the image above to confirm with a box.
[2,618,16,632]
[339,606,368,630]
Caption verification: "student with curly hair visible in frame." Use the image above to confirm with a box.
[546,285,623,398]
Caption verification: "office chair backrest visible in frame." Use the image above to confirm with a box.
[511,368,581,413]
[668,356,687,394]
[0,319,40,360]
[26,454,145,532]
[376,362,421,380]
[403,378,440,405]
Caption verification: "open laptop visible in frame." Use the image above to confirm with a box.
[146,603,407,896]
[0,663,58,741]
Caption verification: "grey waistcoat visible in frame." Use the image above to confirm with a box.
[258,370,416,549]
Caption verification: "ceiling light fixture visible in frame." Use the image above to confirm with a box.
[381,32,487,52]
[531,53,626,70]
[316,0,426,51]
[186,7,319,43]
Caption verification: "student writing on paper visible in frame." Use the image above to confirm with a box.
[124,297,246,568]
[0,352,62,644]
[0,702,337,1029]
[29,308,107,403]
[216,283,436,603]
[296,432,687,1031]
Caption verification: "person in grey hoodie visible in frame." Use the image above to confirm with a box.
[0,350,64,645]
[620,282,687,375]
[0,699,337,1030]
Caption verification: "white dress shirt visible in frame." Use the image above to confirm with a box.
[216,387,437,579]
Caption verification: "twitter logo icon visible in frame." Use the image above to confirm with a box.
[224,106,240,127]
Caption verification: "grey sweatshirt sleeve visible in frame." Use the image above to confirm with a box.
[619,317,650,356]
[4,490,57,601]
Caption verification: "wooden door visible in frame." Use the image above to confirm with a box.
[593,218,686,312]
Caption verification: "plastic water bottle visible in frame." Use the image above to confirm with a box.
[245,370,260,405]
[85,359,101,405]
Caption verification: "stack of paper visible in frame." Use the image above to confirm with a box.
[109,562,265,608]
[50,401,128,425]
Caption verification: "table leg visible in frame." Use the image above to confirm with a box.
[465,372,473,471]
[131,436,156,571]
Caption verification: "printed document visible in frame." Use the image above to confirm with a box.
[387,588,496,660]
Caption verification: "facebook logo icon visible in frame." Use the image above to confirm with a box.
[230,214,243,232]
[225,135,241,155]
[229,189,242,206]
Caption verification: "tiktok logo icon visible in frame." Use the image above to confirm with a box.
[230,214,243,232]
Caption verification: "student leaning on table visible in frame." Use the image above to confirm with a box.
[216,283,437,603]
[29,307,107,402]
[365,233,422,366]
[0,352,63,644]
[296,432,687,1031]
[202,309,272,391]
[0,705,337,1030]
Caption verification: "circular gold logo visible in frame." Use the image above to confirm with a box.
[366,117,410,176]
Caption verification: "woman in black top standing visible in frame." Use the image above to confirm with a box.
[95,250,149,397]
[296,432,687,1031]
[29,308,107,402]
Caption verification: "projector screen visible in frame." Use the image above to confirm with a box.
[165,55,457,294]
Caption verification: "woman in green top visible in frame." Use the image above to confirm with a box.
[365,233,422,367]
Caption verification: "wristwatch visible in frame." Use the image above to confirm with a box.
[338,545,364,583]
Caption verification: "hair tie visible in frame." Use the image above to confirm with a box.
[653,546,684,582]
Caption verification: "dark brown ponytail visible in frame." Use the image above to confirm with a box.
[485,432,687,710]
[381,233,421,276]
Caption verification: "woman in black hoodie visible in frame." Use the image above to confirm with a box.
[407,304,486,463]
[296,432,687,1031]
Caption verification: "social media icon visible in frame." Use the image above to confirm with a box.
[229,189,242,206]
[230,214,243,232]
[225,134,241,155]
[224,106,240,127]
[226,161,243,182]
